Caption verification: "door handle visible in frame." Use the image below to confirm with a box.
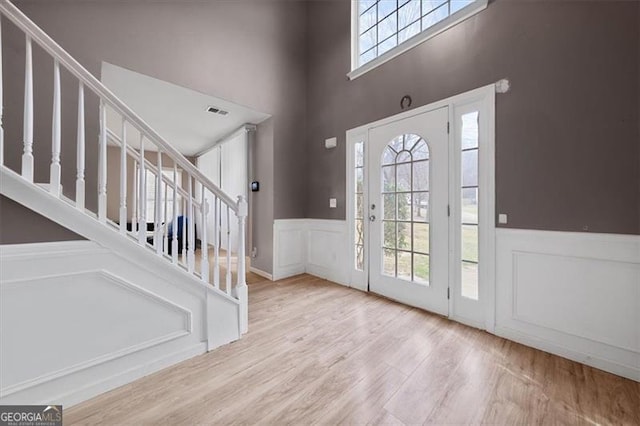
[369,215,376,222]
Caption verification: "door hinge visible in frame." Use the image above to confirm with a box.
[447,205,450,217]
[447,287,450,299]
[447,122,450,134]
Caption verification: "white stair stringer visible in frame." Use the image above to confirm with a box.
[0,166,241,407]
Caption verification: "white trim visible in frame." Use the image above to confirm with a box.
[272,219,349,285]
[0,166,239,304]
[42,342,207,408]
[345,83,497,331]
[195,124,256,157]
[494,228,640,381]
[305,219,349,286]
[348,0,488,80]
[1,269,192,397]
[272,219,307,281]
[0,240,103,257]
[495,326,639,382]
[447,91,496,332]
[346,132,369,292]
[347,84,496,135]
[249,266,273,281]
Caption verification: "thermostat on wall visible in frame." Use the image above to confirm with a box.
[251,181,260,192]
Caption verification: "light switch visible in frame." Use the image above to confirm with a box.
[329,198,337,208]
[498,213,508,224]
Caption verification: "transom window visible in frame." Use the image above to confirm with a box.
[352,0,488,77]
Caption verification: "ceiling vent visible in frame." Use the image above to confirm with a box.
[207,106,229,116]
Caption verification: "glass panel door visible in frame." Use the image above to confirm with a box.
[367,107,449,315]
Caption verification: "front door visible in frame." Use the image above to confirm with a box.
[367,107,449,315]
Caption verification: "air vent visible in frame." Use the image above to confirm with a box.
[207,106,229,116]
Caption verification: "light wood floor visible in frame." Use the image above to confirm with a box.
[67,274,639,425]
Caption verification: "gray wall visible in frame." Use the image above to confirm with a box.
[306,0,640,235]
[2,0,309,272]
[2,0,639,265]
[0,196,81,244]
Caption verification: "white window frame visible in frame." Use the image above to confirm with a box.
[144,167,182,224]
[349,0,488,80]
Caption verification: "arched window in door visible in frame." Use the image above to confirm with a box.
[381,134,430,284]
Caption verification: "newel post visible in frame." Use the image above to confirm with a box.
[235,195,248,334]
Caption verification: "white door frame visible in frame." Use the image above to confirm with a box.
[346,83,496,332]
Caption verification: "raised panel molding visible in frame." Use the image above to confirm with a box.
[511,251,639,353]
[273,219,348,285]
[273,220,306,281]
[306,220,349,286]
[1,269,192,397]
[496,229,640,381]
[0,240,238,406]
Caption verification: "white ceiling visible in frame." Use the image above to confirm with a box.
[101,62,270,156]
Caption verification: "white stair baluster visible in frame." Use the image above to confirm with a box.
[213,196,220,289]
[163,181,168,255]
[21,35,33,181]
[171,164,178,263]
[187,176,195,272]
[98,101,107,222]
[132,159,138,235]
[201,191,209,282]
[75,82,85,210]
[119,118,127,233]
[181,200,187,264]
[155,151,162,255]
[138,135,146,244]
[235,195,248,334]
[49,60,61,196]
[226,205,231,295]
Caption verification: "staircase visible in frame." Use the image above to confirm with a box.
[0,0,248,406]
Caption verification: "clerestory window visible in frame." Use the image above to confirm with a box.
[351,0,488,79]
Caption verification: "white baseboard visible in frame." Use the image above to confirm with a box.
[273,219,348,285]
[496,326,639,381]
[249,266,273,281]
[495,228,640,382]
[51,342,207,407]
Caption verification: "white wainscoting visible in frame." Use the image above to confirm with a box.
[0,240,238,407]
[495,229,640,381]
[306,220,349,286]
[272,222,640,381]
[273,219,349,285]
[273,219,307,280]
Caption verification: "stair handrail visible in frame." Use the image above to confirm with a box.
[0,0,238,212]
